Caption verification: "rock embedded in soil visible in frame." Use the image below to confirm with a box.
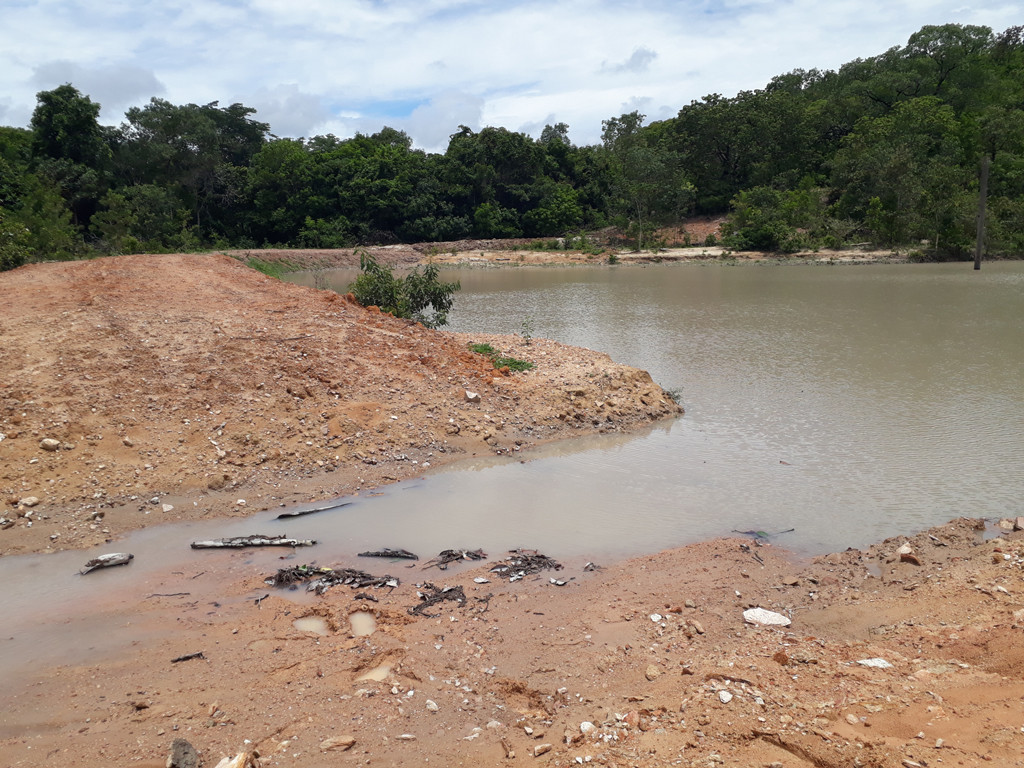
[319,735,356,751]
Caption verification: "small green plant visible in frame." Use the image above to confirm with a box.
[520,317,533,346]
[468,342,534,372]
[349,251,460,328]
[492,355,534,372]
[607,253,619,265]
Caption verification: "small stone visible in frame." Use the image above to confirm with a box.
[19,496,40,508]
[1015,517,1024,532]
[465,390,481,403]
[718,690,733,704]
[897,543,914,555]
[649,613,663,623]
[743,608,791,627]
[688,618,705,634]
[425,700,439,712]
[236,499,246,506]
[167,737,199,768]
[846,714,860,725]
[900,552,922,566]
[580,721,597,735]
[998,518,1015,531]
[319,736,356,752]
[856,658,893,669]
[40,438,61,452]
[645,664,661,681]
[396,733,416,741]
[935,738,944,749]
[534,743,552,756]
[123,437,134,447]
[684,599,696,608]
[162,504,174,513]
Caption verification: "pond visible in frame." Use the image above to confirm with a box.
[292,260,1024,556]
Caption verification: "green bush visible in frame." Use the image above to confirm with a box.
[349,252,460,328]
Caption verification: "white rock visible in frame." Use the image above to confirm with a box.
[396,733,416,740]
[474,577,490,584]
[425,700,439,712]
[857,658,893,669]
[580,721,597,735]
[40,438,61,451]
[743,607,791,627]
[649,613,663,623]
[897,543,914,555]
[19,496,40,508]
[162,504,174,513]
[718,691,733,704]
[464,390,481,403]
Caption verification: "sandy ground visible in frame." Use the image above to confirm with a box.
[2,252,1022,768]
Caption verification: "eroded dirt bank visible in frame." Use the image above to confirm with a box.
[1,518,1022,768]
[0,253,679,556]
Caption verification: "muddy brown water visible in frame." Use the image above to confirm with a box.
[2,261,1022,690]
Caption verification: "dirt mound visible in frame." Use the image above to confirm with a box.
[0,253,680,555]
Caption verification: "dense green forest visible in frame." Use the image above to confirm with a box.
[2,23,1022,271]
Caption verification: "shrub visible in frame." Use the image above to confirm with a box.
[349,252,460,328]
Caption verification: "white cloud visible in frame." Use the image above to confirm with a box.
[0,0,1020,149]
[31,61,165,122]
[404,91,485,153]
[602,47,659,75]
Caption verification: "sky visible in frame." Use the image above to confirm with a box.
[1,1,1021,153]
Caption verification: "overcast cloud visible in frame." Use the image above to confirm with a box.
[1,1,1019,152]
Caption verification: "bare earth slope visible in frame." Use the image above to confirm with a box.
[0,253,679,556]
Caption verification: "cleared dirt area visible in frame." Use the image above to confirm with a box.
[1,253,1021,768]
[0,253,678,556]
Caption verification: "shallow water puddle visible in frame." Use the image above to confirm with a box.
[349,611,376,636]
[355,663,391,682]
[293,616,330,635]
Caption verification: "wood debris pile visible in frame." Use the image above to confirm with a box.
[264,564,399,595]
[490,549,563,582]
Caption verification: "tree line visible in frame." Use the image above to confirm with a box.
[2,23,1022,271]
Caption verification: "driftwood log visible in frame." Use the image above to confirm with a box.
[79,552,134,574]
[359,547,419,560]
[191,535,316,549]
[275,501,352,519]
